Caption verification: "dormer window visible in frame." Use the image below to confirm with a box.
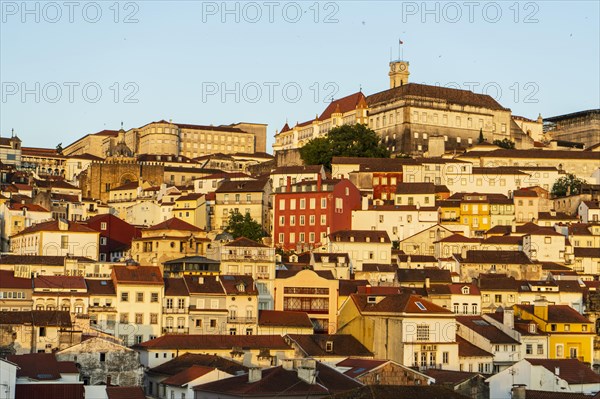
[461,286,470,295]
[365,237,370,243]
[529,323,536,333]
[325,341,334,352]
[237,283,245,292]
[367,296,377,303]
[350,236,355,242]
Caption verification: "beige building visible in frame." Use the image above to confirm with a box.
[131,217,210,267]
[10,219,100,260]
[545,109,600,147]
[219,237,276,310]
[338,293,459,370]
[274,269,339,334]
[214,179,271,231]
[64,121,267,158]
[0,136,22,166]
[112,265,164,346]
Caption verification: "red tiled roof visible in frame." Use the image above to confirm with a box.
[0,310,72,327]
[456,336,493,358]
[258,310,313,328]
[330,230,391,243]
[367,82,507,110]
[11,219,96,237]
[15,384,84,399]
[136,334,291,350]
[7,202,49,212]
[146,217,202,232]
[85,279,115,295]
[515,304,592,324]
[183,275,224,294]
[194,363,361,396]
[112,266,163,285]
[34,275,87,290]
[336,357,388,377]
[435,233,480,243]
[526,358,600,384]
[148,353,248,376]
[161,365,215,386]
[457,316,521,344]
[319,92,366,120]
[0,270,32,289]
[164,278,189,296]
[219,275,258,295]
[7,353,63,380]
[351,293,452,314]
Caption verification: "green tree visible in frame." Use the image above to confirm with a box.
[478,128,485,144]
[551,174,586,197]
[493,138,515,149]
[299,124,390,169]
[225,211,265,242]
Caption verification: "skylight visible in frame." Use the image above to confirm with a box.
[415,302,427,311]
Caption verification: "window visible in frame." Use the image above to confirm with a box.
[151,293,159,303]
[100,352,106,362]
[136,292,144,302]
[135,313,143,324]
[100,222,107,230]
[100,237,107,246]
[416,324,429,341]
[443,352,449,364]
[556,344,564,358]
[321,198,327,209]
[526,344,533,355]
[494,294,502,303]
[544,236,551,244]
[537,344,544,355]
[120,313,129,323]
[299,199,306,209]
[61,235,68,249]
[150,313,158,324]
[564,324,570,332]
[279,199,285,210]
[121,292,129,302]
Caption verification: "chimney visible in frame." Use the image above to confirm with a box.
[425,277,431,289]
[281,358,294,370]
[58,219,69,231]
[503,308,514,329]
[286,176,291,192]
[511,222,517,233]
[248,367,262,383]
[461,247,468,260]
[106,375,112,386]
[511,385,526,399]
[533,296,549,320]
[317,173,322,191]
[554,367,560,376]
[297,359,317,384]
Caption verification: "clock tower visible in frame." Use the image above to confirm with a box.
[389,60,410,88]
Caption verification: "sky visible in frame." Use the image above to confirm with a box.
[1,1,599,152]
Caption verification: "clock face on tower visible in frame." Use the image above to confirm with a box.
[399,63,407,71]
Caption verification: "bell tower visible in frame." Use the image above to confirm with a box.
[389,60,410,88]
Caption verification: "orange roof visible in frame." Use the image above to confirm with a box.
[162,365,215,386]
[146,217,202,232]
[12,219,96,237]
[112,265,163,285]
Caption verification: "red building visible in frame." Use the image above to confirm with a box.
[372,171,403,201]
[273,175,361,252]
[83,214,141,262]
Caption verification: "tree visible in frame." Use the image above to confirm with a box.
[493,138,515,149]
[478,128,485,144]
[225,211,265,242]
[299,124,390,169]
[551,174,586,197]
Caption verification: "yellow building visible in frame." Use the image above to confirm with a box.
[337,292,459,370]
[172,193,207,229]
[514,297,594,363]
[131,217,210,267]
[274,269,339,334]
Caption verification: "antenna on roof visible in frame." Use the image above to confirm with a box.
[359,84,362,93]
[11,128,14,138]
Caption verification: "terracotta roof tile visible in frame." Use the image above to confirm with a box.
[146,217,202,232]
[112,265,163,285]
[258,310,313,328]
[148,352,248,376]
[286,334,373,357]
[164,278,189,296]
[106,386,146,399]
[161,365,215,386]
[456,336,493,358]
[351,293,452,314]
[330,230,390,243]
[526,358,600,384]
[34,275,87,290]
[515,304,592,324]
[457,316,521,344]
[0,270,32,289]
[137,334,291,350]
[224,237,268,248]
[85,279,116,295]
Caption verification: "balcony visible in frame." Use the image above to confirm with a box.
[221,254,274,262]
[227,317,257,324]
[88,305,116,313]
[162,327,189,335]
[256,273,271,280]
[163,307,188,314]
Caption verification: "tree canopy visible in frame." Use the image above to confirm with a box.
[493,138,515,149]
[224,211,265,242]
[551,174,586,197]
[299,124,390,169]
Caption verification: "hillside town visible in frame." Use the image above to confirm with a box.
[0,59,599,399]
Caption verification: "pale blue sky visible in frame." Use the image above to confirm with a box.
[1,1,599,151]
